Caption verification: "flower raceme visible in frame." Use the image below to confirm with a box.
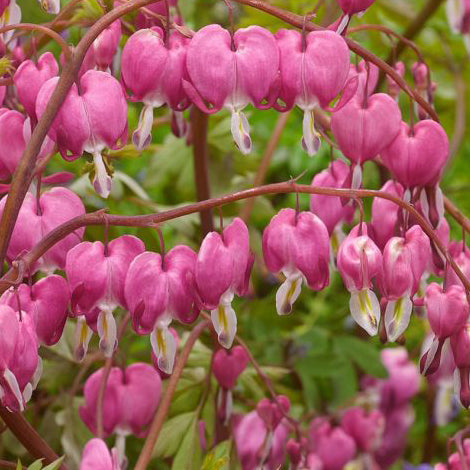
[262,209,330,316]
[125,245,200,374]
[184,24,280,155]
[196,218,254,349]
[121,27,190,150]
[66,235,145,360]
[36,70,128,198]
[337,223,382,336]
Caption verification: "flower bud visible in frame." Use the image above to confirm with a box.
[80,438,120,470]
[93,20,121,70]
[341,407,384,452]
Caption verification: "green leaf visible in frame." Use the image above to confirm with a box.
[16,460,22,470]
[43,456,65,470]
[201,441,231,470]
[171,417,202,470]
[152,412,196,459]
[334,336,388,378]
[27,460,43,470]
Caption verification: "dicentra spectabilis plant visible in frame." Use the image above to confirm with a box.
[0,0,469,468]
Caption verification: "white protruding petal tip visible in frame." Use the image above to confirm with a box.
[97,310,118,358]
[421,336,440,375]
[336,14,350,35]
[74,316,93,362]
[3,368,24,412]
[349,289,380,336]
[133,105,154,151]
[151,325,177,374]
[231,110,252,155]
[211,303,237,349]
[384,297,413,342]
[302,110,321,157]
[351,164,363,190]
[275,274,302,316]
[93,152,112,198]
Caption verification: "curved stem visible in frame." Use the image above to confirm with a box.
[1,183,469,293]
[134,320,210,470]
[0,23,71,60]
[0,0,162,270]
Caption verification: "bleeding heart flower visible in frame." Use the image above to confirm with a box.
[447,0,470,51]
[36,70,128,198]
[331,93,401,188]
[380,226,431,342]
[79,363,162,438]
[0,187,85,273]
[93,20,121,71]
[126,245,199,373]
[66,235,145,359]
[196,218,253,349]
[79,438,120,470]
[262,209,330,316]
[212,345,249,390]
[381,120,449,190]
[446,242,470,288]
[0,275,69,346]
[348,59,379,101]
[275,29,351,155]
[421,283,469,375]
[13,52,58,120]
[450,323,470,408]
[184,24,280,154]
[336,0,376,34]
[387,62,405,100]
[337,223,382,335]
[370,180,404,250]
[0,0,21,45]
[341,407,384,452]
[121,27,190,150]
[310,159,355,235]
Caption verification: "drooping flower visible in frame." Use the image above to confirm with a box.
[262,209,330,316]
[275,29,351,155]
[0,275,69,346]
[387,61,405,101]
[184,25,280,154]
[309,159,355,235]
[0,0,21,45]
[0,187,85,272]
[121,27,190,150]
[331,93,402,188]
[196,218,253,349]
[370,180,404,250]
[126,245,200,373]
[93,20,121,71]
[36,70,128,198]
[336,0,376,34]
[341,407,384,452]
[450,323,470,408]
[421,283,469,375]
[13,52,58,120]
[381,120,449,190]
[79,363,162,438]
[213,345,249,390]
[446,0,470,50]
[446,242,470,288]
[79,438,120,470]
[380,226,431,342]
[337,224,383,335]
[348,59,379,101]
[66,236,145,359]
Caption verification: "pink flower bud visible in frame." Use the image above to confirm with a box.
[263,209,330,315]
[80,363,162,438]
[309,418,357,470]
[341,407,384,452]
[450,324,470,408]
[381,120,449,189]
[121,27,190,150]
[0,187,85,273]
[93,20,121,70]
[370,180,404,250]
[310,160,355,235]
[80,438,120,470]
[337,0,375,15]
[421,283,468,375]
[36,70,128,198]
[275,29,350,155]
[13,52,58,119]
[126,245,199,373]
[331,93,401,185]
[0,275,69,346]
[381,226,431,341]
[212,345,249,390]
[233,410,289,470]
[256,396,290,430]
[348,60,379,101]
[66,235,144,359]
[387,61,405,100]
[446,242,470,288]
[133,0,178,30]
[196,218,253,349]
[184,25,279,154]
[337,224,382,335]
